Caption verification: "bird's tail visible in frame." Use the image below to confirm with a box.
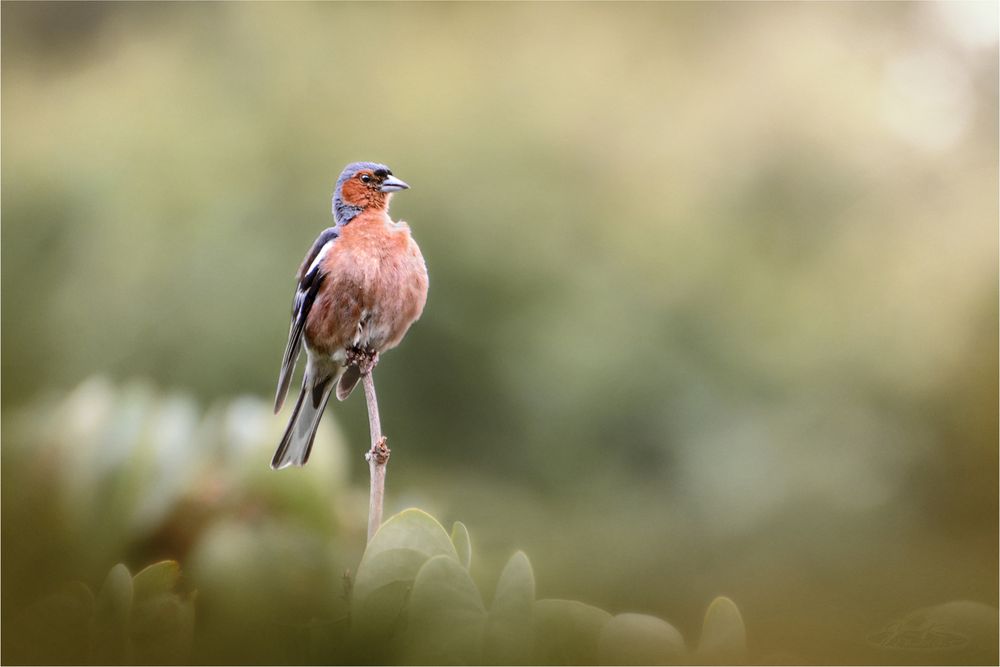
[336,365,361,401]
[271,371,336,469]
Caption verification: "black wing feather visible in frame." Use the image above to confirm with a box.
[273,227,339,412]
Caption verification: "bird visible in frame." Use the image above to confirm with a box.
[271,161,428,469]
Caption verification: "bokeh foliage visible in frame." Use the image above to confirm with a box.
[9,561,195,665]
[2,2,998,664]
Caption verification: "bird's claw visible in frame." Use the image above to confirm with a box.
[347,346,379,375]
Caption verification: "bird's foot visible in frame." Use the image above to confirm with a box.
[347,346,379,375]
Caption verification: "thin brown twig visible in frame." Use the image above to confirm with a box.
[361,360,389,543]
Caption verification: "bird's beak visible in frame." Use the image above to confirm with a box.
[380,175,410,192]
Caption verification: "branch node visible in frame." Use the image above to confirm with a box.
[372,437,390,465]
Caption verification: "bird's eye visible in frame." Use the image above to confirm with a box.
[360,174,372,183]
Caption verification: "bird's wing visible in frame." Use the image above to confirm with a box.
[274,226,340,412]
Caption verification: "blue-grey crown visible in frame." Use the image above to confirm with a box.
[331,161,392,225]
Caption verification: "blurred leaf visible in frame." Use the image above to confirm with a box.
[15,581,96,664]
[130,592,195,664]
[451,521,472,570]
[131,594,181,636]
[364,508,459,560]
[94,563,134,664]
[485,551,535,664]
[598,613,687,665]
[696,596,746,664]
[402,554,487,665]
[132,560,180,602]
[533,599,613,665]
[351,509,459,648]
[352,508,458,604]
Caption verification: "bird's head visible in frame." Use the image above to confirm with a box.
[332,161,409,225]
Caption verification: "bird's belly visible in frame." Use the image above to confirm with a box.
[306,235,428,358]
[354,256,428,351]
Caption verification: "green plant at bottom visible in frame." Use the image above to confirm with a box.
[350,508,747,665]
[13,560,194,665]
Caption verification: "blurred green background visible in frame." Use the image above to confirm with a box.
[2,2,997,664]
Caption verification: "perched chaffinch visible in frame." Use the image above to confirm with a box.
[271,162,428,469]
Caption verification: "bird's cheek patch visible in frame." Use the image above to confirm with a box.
[340,179,369,207]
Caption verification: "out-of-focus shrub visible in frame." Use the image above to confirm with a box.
[2,376,360,664]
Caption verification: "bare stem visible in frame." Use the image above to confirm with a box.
[362,366,389,543]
